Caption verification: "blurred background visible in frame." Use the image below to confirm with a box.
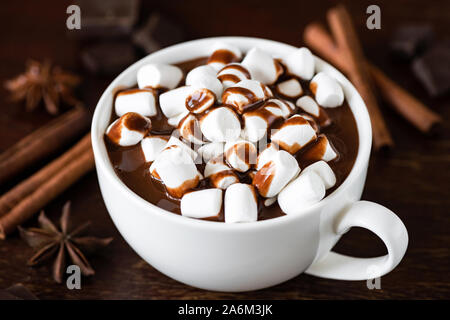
[0,0,448,299]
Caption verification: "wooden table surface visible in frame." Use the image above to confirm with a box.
[0,0,449,299]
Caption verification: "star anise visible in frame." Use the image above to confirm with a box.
[19,202,113,283]
[5,60,81,115]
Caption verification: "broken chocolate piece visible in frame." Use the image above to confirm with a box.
[390,25,434,60]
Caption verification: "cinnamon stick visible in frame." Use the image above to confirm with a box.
[0,107,90,185]
[0,135,94,239]
[327,5,393,150]
[0,134,92,218]
[304,23,442,134]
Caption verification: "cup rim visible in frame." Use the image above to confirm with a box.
[91,36,372,231]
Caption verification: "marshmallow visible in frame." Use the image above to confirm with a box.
[302,161,336,189]
[256,143,279,170]
[301,134,338,162]
[141,135,169,162]
[283,47,315,80]
[200,106,241,142]
[185,65,223,101]
[181,189,223,219]
[296,95,320,117]
[253,150,300,198]
[150,145,200,198]
[207,42,242,71]
[204,156,239,190]
[106,112,151,146]
[270,115,317,154]
[310,72,344,108]
[224,140,257,172]
[224,183,258,223]
[298,114,319,133]
[264,197,277,207]
[178,114,204,145]
[217,63,251,89]
[222,80,273,114]
[167,110,189,127]
[115,89,157,117]
[159,86,192,118]
[242,47,283,85]
[278,171,325,214]
[242,101,284,142]
[198,142,225,162]
[276,78,303,98]
[137,63,183,90]
[265,99,296,119]
[166,135,198,160]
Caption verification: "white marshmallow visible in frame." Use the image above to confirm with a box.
[166,136,198,160]
[253,150,300,198]
[242,101,284,142]
[276,78,303,98]
[181,189,223,219]
[242,47,282,85]
[278,171,325,214]
[137,63,183,90]
[167,110,189,127]
[178,114,204,145]
[296,95,320,117]
[310,72,344,108]
[302,135,338,162]
[271,115,317,154]
[302,161,336,189]
[224,140,257,172]
[204,157,239,190]
[198,142,225,162]
[159,86,192,118]
[224,183,258,223]
[265,99,296,119]
[207,42,242,71]
[150,145,200,198]
[200,106,241,142]
[264,197,277,207]
[185,65,223,100]
[283,47,315,80]
[115,89,157,117]
[141,135,168,162]
[222,79,273,114]
[106,112,151,147]
[256,143,279,170]
[217,63,251,89]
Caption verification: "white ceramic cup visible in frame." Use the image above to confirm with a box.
[91,37,408,292]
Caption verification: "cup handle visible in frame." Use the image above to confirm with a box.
[305,201,408,280]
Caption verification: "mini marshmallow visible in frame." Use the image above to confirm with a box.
[207,42,242,71]
[106,112,151,146]
[224,183,258,223]
[166,136,198,160]
[167,110,189,127]
[296,95,320,117]
[278,171,325,215]
[222,79,273,114]
[256,143,279,170]
[276,78,303,98]
[178,114,204,145]
[150,145,200,198]
[224,140,257,172]
[204,157,239,190]
[310,72,344,108]
[265,99,296,119]
[200,106,241,142]
[264,197,277,207]
[186,88,216,114]
[270,115,317,154]
[185,65,223,100]
[198,142,225,162]
[253,150,300,198]
[283,47,315,80]
[217,63,251,89]
[242,101,284,142]
[242,47,283,85]
[181,189,223,219]
[298,114,319,133]
[141,135,168,162]
[115,89,157,117]
[301,134,338,162]
[137,63,183,90]
[159,86,192,118]
[302,161,336,189]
